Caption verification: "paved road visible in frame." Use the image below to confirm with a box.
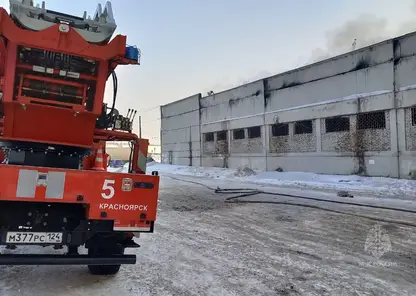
[0,175,415,296]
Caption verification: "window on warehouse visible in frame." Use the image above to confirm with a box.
[233,129,245,140]
[325,116,350,133]
[357,111,386,130]
[205,132,214,142]
[217,130,227,141]
[294,120,313,134]
[247,126,261,138]
[271,123,289,136]
[412,107,416,126]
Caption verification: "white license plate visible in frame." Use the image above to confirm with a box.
[5,232,63,244]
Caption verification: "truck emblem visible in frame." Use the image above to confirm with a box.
[37,173,48,187]
[122,178,133,192]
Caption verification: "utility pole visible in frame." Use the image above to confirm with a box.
[138,116,142,138]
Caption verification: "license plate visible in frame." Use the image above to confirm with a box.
[5,232,63,244]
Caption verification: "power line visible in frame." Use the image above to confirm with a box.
[141,117,161,124]
[138,105,160,113]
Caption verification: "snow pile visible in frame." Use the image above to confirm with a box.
[146,163,416,198]
[107,167,123,173]
[234,166,257,177]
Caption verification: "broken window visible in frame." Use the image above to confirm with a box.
[294,120,313,134]
[233,129,245,140]
[357,111,386,130]
[248,126,261,139]
[412,107,416,126]
[271,123,289,136]
[325,116,350,133]
[205,132,214,142]
[217,130,227,141]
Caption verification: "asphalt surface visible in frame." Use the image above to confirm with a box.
[0,175,415,296]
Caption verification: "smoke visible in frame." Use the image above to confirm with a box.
[207,2,416,93]
[203,70,272,95]
[309,1,416,63]
[239,70,272,85]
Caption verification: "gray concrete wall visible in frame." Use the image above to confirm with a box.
[160,94,201,166]
[161,31,416,179]
[198,80,267,169]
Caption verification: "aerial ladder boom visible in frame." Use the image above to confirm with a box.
[10,0,117,44]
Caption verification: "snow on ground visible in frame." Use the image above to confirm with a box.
[1,170,416,295]
[1,175,415,296]
[145,163,416,199]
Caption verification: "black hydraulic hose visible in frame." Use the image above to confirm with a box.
[127,141,133,173]
[226,199,416,228]
[165,175,216,190]
[166,175,416,214]
[216,188,416,214]
[107,70,118,120]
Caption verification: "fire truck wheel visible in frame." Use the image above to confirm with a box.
[88,263,121,275]
[87,243,124,275]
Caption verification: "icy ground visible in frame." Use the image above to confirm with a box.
[1,166,416,295]
[146,163,416,200]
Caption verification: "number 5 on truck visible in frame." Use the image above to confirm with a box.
[101,180,115,199]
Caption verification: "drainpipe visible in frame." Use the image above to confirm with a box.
[393,41,401,178]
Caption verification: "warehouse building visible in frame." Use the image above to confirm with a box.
[160,31,416,179]
[106,142,161,162]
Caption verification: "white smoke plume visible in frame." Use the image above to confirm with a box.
[309,1,416,63]
[207,2,416,93]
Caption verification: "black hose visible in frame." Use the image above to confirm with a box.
[107,70,118,120]
[226,199,416,228]
[216,188,416,214]
[128,141,133,173]
[167,176,416,214]
[168,176,416,214]
[165,175,216,190]
[164,175,416,227]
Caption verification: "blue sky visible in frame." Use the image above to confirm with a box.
[2,0,416,142]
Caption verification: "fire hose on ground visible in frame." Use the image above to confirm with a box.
[164,175,416,228]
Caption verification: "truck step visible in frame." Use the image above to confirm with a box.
[0,254,136,265]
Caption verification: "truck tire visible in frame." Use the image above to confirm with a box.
[87,240,125,275]
[88,263,121,275]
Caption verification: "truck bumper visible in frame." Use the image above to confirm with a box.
[0,253,136,265]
